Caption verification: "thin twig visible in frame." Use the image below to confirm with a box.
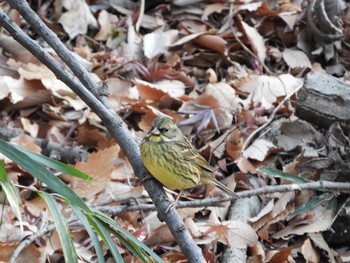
[9,217,78,263]
[96,181,350,214]
[241,83,303,152]
[10,180,350,259]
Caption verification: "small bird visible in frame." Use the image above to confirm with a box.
[140,116,241,207]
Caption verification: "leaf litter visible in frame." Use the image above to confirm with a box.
[0,0,350,262]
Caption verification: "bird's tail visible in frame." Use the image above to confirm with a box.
[202,175,241,199]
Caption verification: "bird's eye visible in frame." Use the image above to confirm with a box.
[160,127,169,133]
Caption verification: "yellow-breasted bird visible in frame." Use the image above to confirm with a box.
[140,116,241,203]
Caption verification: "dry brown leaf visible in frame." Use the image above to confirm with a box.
[20,118,39,137]
[70,145,119,198]
[25,197,48,218]
[309,233,336,263]
[301,238,320,263]
[266,247,292,263]
[278,11,300,30]
[0,241,42,263]
[282,48,312,69]
[135,78,186,100]
[240,20,267,63]
[95,10,119,41]
[171,32,206,47]
[194,35,227,55]
[243,139,278,161]
[199,220,258,248]
[58,0,98,39]
[234,156,257,174]
[10,134,41,154]
[77,125,108,147]
[202,4,229,20]
[205,82,241,110]
[143,29,168,59]
[144,213,174,246]
[239,74,303,108]
[0,77,10,100]
[0,75,51,107]
[272,203,334,239]
[198,211,258,248]
[226,129,243,161]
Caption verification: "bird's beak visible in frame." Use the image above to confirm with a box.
[151,127,160,136]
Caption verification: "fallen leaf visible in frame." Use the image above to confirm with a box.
[282,48,312,69]
[58,0,98,39]
[70,145,119,198]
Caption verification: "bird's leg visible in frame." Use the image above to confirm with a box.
[165,190,183,214]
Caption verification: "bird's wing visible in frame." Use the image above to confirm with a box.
[177,138,213,173]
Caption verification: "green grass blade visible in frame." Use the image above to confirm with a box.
[10,142,93,180]
[0,160,23,233]
[87,215,124,262]
[94,210,163,263]
[40,192,77,263]
[104,223,149,263]
[258,167,309,183]
[71,205,105,263]
[0,139,90,212]
[287,192,333,221]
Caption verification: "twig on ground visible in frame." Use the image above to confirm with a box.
[96,181,350,214]
[9,217,78,263]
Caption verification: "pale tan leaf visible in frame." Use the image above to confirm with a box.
[10,134,41,154]
[301,238,320,263]
[135,78,185,99]
[241,21,266,62]
[95,10,119,41]
[70,145,119,198]
[238,74,303,108]
[283,48,312,69]
[272,204,334,239]
[58,0,98,39]
[200,220,258,248]
[243,139,277,161]
[143,29,168,59]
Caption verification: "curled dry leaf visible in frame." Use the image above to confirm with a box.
[194,35,227,55]
[226,129,243,161]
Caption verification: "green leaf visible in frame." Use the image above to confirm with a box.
[258,167,308,183]
[87,215,124,262]
[0,139,90,212]
[11,143,93,180]
[71,205,105,263]
[0,160,23,233]
[40,192,77,263]
[287,192,333,221]
[94,210,164,263]
[104,224,149,263]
